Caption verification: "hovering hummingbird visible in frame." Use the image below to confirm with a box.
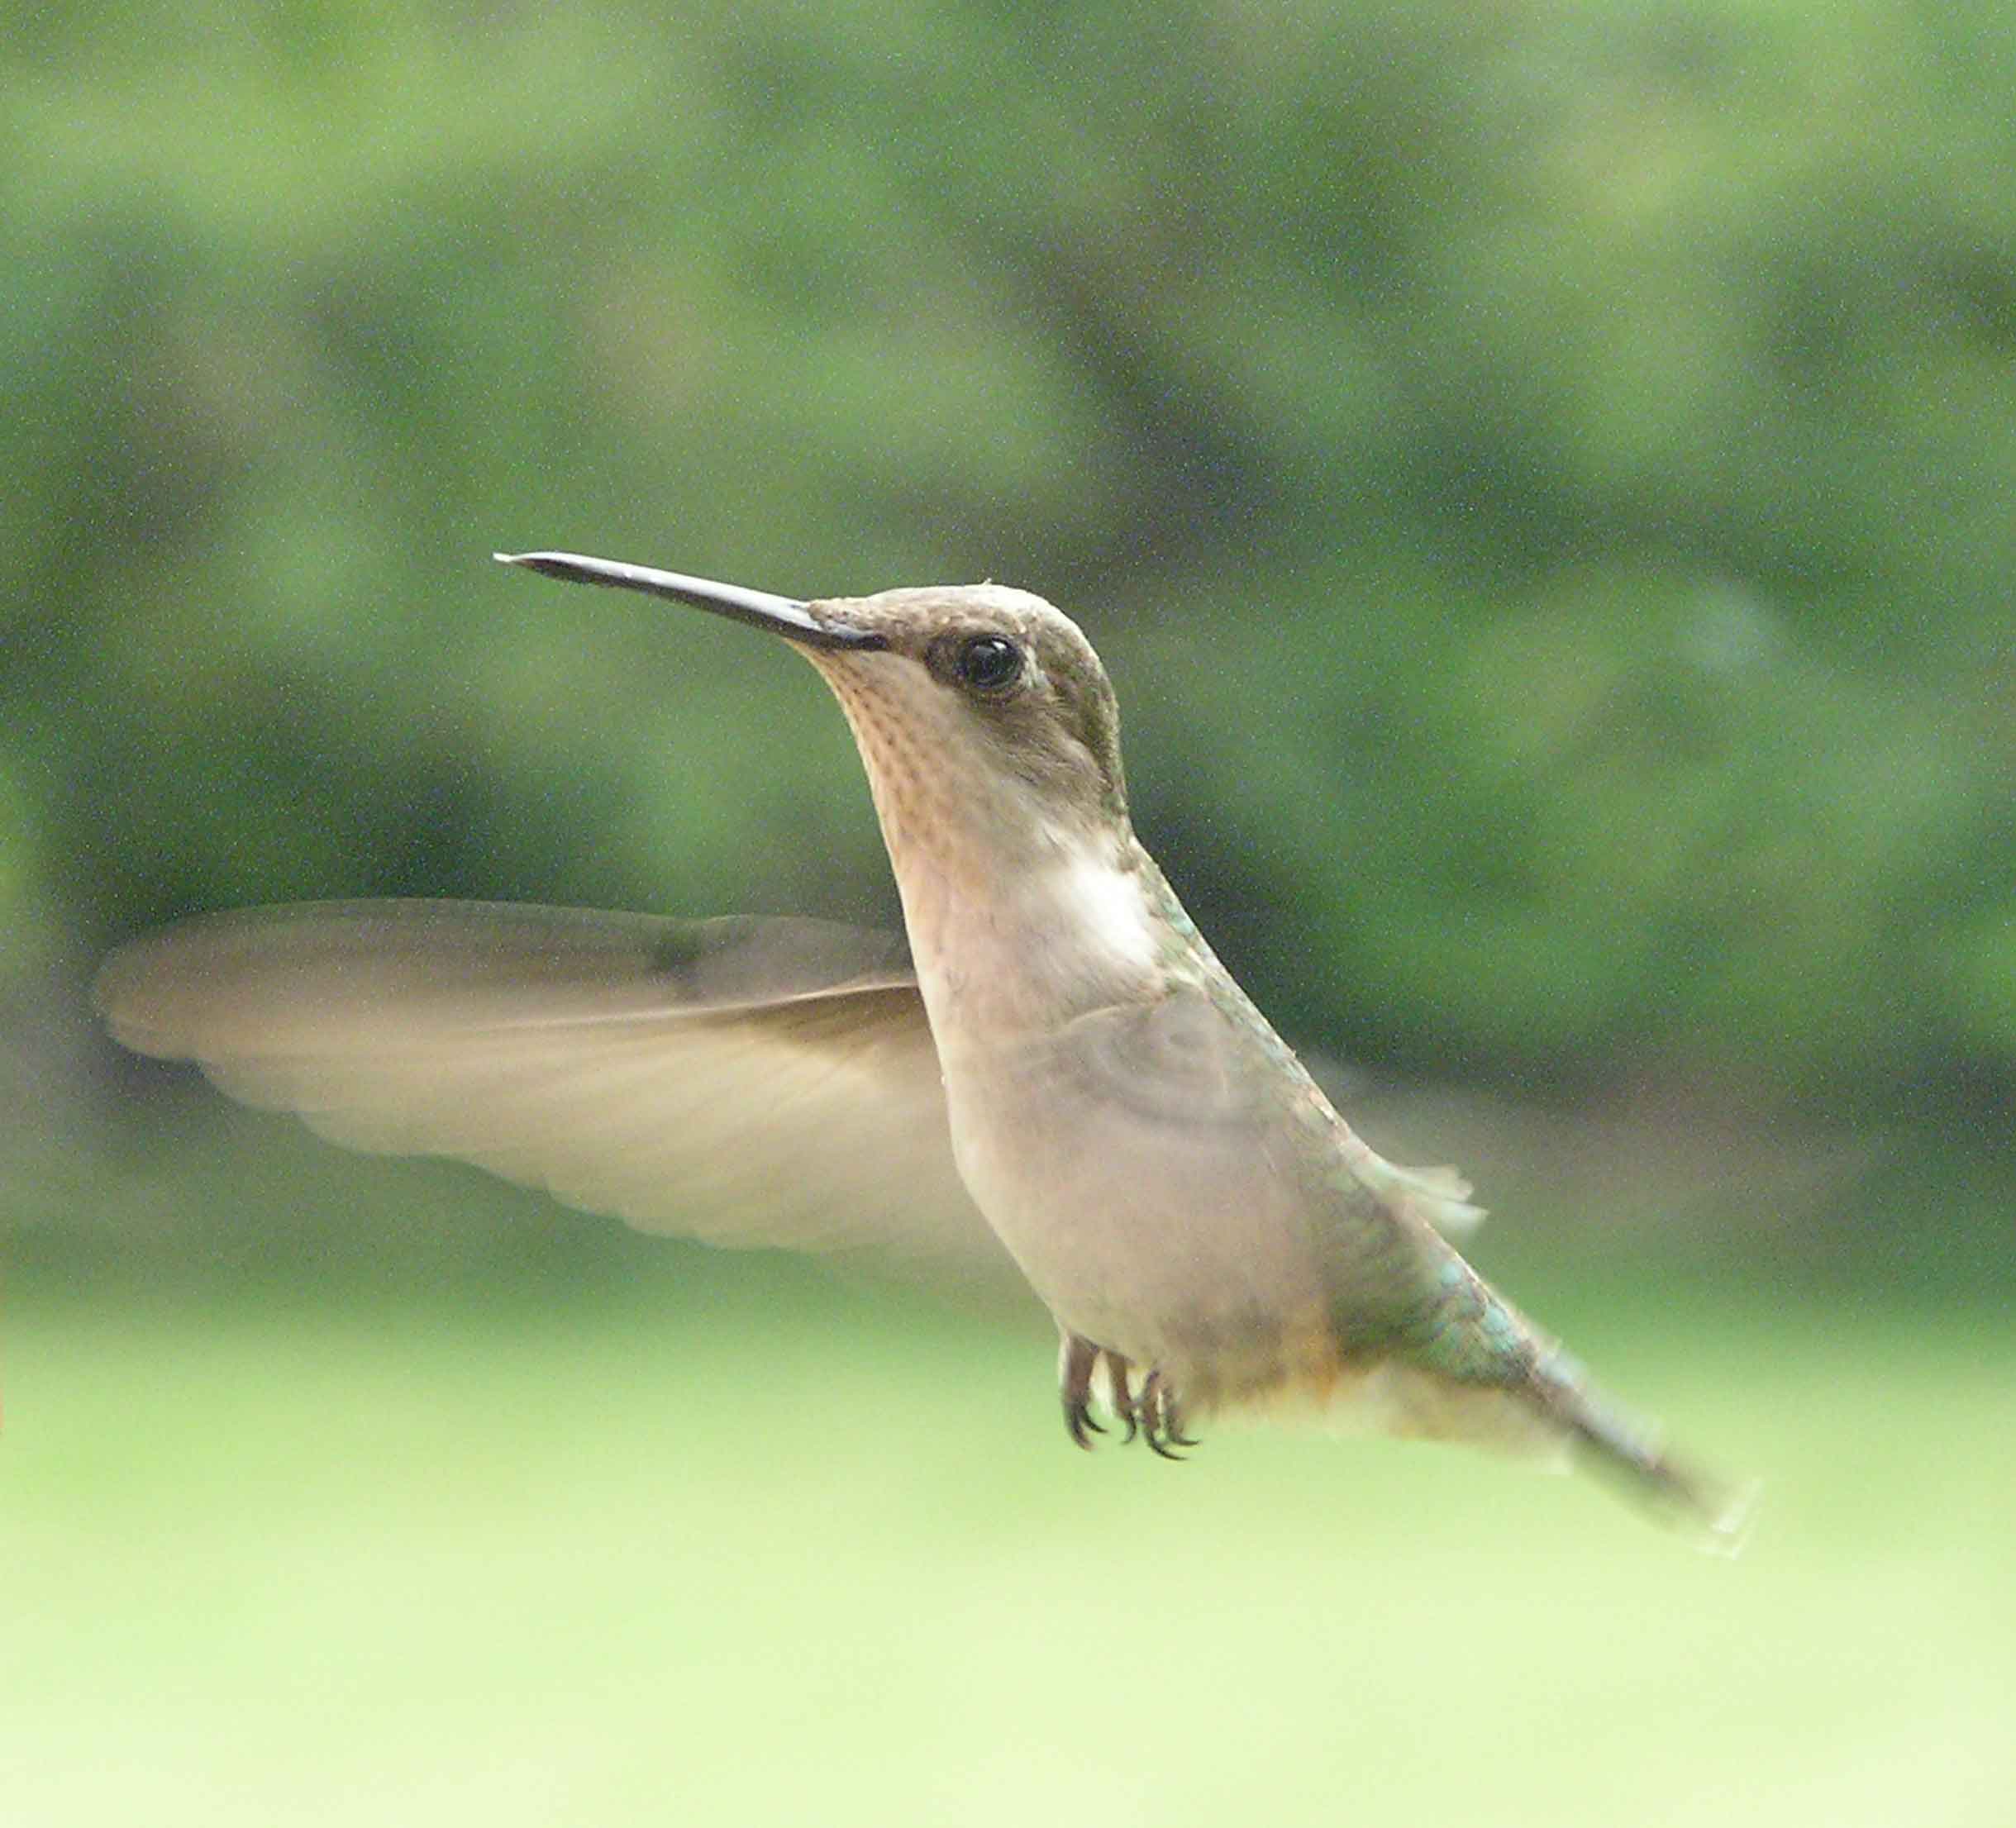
[98,551,1749,1545]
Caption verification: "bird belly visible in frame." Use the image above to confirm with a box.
[939,1060,1341,1407]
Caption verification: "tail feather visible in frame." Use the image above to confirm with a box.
[1396,1254,1755,1550]
[1227,1343,1753,1552]
[1529,1349,1758,1554]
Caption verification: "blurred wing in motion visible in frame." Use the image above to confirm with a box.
[97,900,1019,1283]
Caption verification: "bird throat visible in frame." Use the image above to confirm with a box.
[807,652,1167,1040]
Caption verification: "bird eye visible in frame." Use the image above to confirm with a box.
[955,634,1022,695]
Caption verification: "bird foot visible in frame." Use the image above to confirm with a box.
[1060,1334,1197,1459]
[1060,1333,1108,1449]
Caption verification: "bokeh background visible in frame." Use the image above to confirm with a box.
[6,4,2012,1824]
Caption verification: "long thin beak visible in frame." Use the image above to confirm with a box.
[494,550,887,652]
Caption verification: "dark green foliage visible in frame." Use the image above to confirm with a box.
[7,0,2014,1126]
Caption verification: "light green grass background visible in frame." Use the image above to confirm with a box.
[7,1132,2009,1827]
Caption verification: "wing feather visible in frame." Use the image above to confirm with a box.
[97,901,1016,1276]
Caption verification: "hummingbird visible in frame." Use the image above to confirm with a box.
[98,550,1749,1545]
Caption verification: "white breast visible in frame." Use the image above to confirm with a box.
[1046,837,1161,977]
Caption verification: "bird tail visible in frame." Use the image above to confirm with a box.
[1526,1347,1757,1555]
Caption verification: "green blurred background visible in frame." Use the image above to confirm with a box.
[5,4,2012,1824]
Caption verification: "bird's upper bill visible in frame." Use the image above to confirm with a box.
[493,550,884,651]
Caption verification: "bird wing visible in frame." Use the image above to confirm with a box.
[97,900,1022,1283]
[1039,986,1485,1238]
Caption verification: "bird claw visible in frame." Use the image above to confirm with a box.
[1059,1333,1196,1459]
[1127,1368,1196,1459]
[1060,1333,1106,1450]
[1064,1396,1107,1450]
